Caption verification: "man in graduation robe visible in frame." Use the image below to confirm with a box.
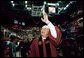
[27,10,62,57]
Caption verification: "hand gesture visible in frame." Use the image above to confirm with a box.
[41,10,50,24]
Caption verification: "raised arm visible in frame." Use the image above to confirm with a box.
[41,9,62,46]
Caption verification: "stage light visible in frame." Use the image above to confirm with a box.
[64,4,69,10]
[12,3,15,7]
[26,7,31,10]
[25,1,27,4]
[25,5,27,7]
[70,1,73,4]
[48,3,56,6]
[44,1,46,5]
[11,1,14,3]
[66,4,69,8]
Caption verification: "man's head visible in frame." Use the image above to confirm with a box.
[28,34,33,42]
[41,25,49,38]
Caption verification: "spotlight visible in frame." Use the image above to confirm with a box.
[11,1,14,3]
[25,1,27,4]
[44,1,46,5]
[25,5,27,7]
[26,7,31,10]
[12,3,15,7]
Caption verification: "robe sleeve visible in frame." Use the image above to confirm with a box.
[48,26,62,46]
[47,22,57,38]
